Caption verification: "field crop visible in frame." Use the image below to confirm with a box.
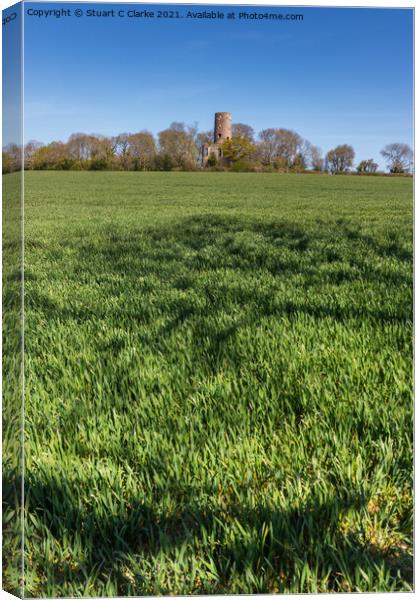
[3,171,413,595]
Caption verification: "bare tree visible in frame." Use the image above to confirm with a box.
[308,144,323,171]
[113,133,132,169]
[232,123,254,142]
[257,128,304,170]
[88,135,118,166]
[67,133,95,161]
[258,128,278,166]
[3,143,22,171]
[128,131,156,170]
[381,143,413,173]
[196,130,213,147]
[326,144,355,173]
[357,159,378,174]
[24,140,43,169]
[292,139,320,172]
[276,129,304,171]
[158,122,198,169]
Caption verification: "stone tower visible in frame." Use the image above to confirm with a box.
[214,112,232,144]
[201,112,232,166]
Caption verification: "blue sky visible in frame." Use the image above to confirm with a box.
[19,3,414,168]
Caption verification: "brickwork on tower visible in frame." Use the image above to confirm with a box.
[213,112,232,143]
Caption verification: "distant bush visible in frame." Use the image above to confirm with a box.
[70,161,84,171]
[2,151,12,174]
[56,158,75,171]
[230,160,255,172]
[206,164,226,172]
[154,153,176,171]
[206,154,217,168]
[89,158,108,171]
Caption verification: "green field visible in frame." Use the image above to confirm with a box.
[4,171,413,595]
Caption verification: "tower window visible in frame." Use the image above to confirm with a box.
[218,133,222,139]
[218,149,222,157]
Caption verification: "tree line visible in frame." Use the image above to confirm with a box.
[2,121,413,175]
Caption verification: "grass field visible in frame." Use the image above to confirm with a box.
[4,171,413,595]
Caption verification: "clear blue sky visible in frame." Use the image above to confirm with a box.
[20,3,414,169]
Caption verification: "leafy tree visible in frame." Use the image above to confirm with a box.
[221,136,257,165]
[31,142,68,170]
[381,143,413,173]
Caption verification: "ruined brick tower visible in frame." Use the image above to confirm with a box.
[214,112,232,144]
[201,112,232,166]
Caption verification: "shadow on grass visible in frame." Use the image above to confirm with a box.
[21,214,413,593]
[22,215,413,389]
[24,472,413,595]
[26,214,412,328]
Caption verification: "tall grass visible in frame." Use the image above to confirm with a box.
[2,171,23,596]
[3,171,413,595]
